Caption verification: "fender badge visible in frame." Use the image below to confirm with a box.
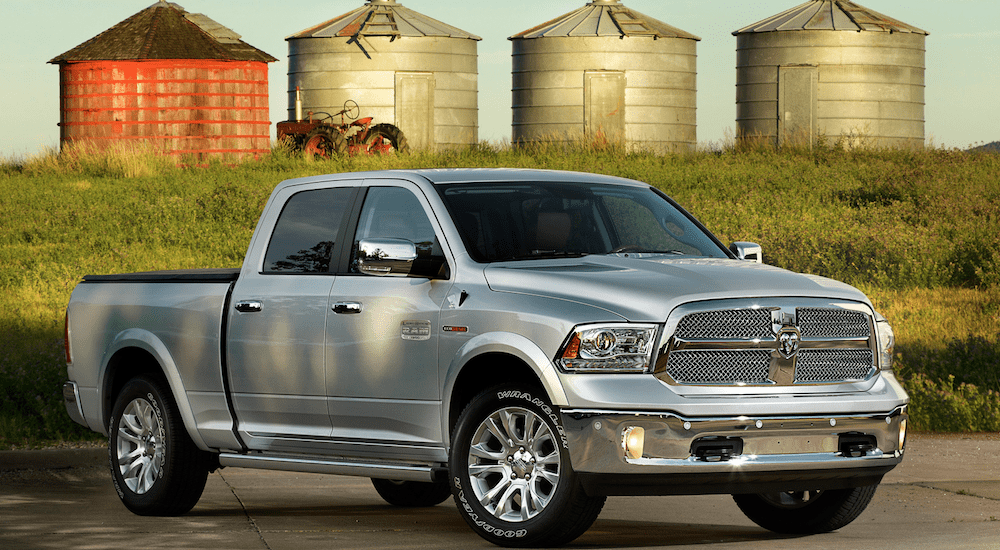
[401,320,432,341]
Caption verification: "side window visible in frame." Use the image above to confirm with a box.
[351,187,440,273]
[263,187,353,273]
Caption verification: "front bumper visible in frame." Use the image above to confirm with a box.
[561,406,907,496]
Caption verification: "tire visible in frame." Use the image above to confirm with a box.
[449,385,605,547]
[302,126,347,158]
[371,478,452,507]
[108,375,211,516]
[364,123,409,154]
[733,485,879,534]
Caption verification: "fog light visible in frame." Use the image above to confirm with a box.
[623,426,645,460]
[898,418,907,450]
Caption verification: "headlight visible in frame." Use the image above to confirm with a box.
[874,312,895,371]
[556,324,659,373]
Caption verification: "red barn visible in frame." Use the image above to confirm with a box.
[48,1,277,159]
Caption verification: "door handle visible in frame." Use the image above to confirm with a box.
[235,300,262,313]
[332,302,363,314]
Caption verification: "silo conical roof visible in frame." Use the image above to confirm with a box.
[511,0,700,40]
[49,0,276,63]
[734,0,928,35]
[288,0,480,40]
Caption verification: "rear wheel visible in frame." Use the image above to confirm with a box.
[363,123,409,154]
[449,385,605,547]
[733,485,879,534]
[371,478,451,507]
[303,126,346,158]
[108,375,211,516]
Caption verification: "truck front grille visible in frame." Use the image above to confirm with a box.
[657,304,878,387]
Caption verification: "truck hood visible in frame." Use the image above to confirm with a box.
[483,255,871,322]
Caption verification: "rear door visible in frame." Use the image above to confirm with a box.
[227,183,358,452]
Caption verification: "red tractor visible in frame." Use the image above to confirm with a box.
[277,97,408,157]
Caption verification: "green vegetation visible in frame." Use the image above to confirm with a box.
[1,141,998,448]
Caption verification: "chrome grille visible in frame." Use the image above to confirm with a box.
[795,350,875,383]
[665,350,771,385]
[660,303,877,387]
[673,309,772,340]
[797,308,870,339]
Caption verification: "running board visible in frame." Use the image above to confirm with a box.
[219,453,444,482]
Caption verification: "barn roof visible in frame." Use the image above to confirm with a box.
[49,1,277,63]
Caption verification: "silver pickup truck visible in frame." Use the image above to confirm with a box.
[64,168,907,547]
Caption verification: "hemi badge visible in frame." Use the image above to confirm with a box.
[443,326,469,333]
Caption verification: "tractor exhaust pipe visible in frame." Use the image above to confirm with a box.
[295,87,303,122]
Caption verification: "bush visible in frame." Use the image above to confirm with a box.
[901,373,1000,432]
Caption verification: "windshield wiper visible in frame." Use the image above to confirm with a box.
[510,251,591,260]
[609,249,686,255]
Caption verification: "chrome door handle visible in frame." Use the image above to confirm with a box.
[332,302,363,314]
[235,300,262,313]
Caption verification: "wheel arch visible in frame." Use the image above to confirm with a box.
[443,332,568,445]
[99,329,209,450]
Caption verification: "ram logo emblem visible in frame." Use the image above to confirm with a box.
[776,326,801,359]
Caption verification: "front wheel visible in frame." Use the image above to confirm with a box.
[108,375,211,516]
[733,485,879,534]
[449,385,605,547]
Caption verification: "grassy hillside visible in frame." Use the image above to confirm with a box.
[1,142,998,447]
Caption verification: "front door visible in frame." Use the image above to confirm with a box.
[326,183,452,460]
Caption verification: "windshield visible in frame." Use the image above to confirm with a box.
[439,181,728,263]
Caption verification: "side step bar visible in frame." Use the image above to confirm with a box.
[219,453,446,483]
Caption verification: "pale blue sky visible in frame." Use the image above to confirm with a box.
[2,0,997,158]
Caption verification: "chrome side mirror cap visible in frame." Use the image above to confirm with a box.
[729,241,763,263]
[358,238,418,276]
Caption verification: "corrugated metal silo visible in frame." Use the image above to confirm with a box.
[48,1,277,159]
[510,0,700,152]
[287,0,481,151]
[734,0,928,148]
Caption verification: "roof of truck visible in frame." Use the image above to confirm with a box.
[278,168,646,188]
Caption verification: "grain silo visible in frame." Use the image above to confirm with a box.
[510,0,700,153]
[734,0,928,148]
[286,0,481,151]
[48,1,277,159]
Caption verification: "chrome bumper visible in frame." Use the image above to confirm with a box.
[561,407,907,496]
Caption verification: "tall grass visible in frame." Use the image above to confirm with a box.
[1,142,997,447]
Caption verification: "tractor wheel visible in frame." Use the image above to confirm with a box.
[303,127,347,159]
[363,124,409,154]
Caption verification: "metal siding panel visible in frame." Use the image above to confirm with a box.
[287,36,476,147]
[736,29,924,148]
[511,34,696,149]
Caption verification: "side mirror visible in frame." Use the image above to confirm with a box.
[358,238,449,278]
[729,241,763,263]
[358,238,418,276]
